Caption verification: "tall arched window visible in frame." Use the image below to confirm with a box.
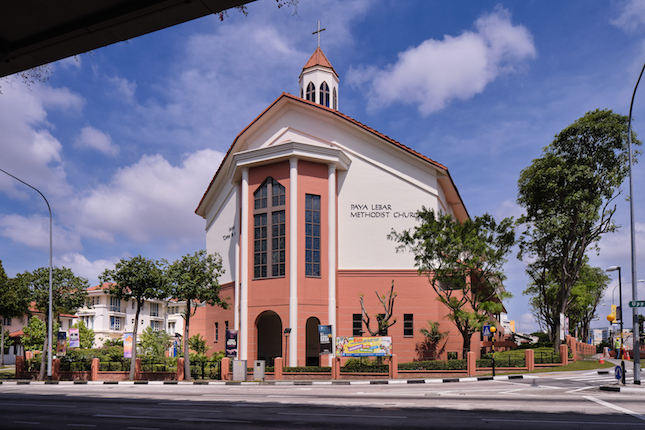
[332,87,337,110]
[253,177,286,279]
[306,82,315,103]
[319,82,330,107]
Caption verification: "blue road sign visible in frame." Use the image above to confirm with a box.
[615,365,622,381]
[483,325,491,337]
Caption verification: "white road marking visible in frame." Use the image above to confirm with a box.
[583,396,645,421]
[279,412,407,419]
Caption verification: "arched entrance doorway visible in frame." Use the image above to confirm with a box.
[306,317,321,367]
[256,311,282,367]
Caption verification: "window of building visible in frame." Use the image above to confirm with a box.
[305,194,321,277]
[253,177,286,279]
[332,87,337,110]
[168,321,175,334]
[150,320,161,331]
[352,314,363,336]
[225,321,229,332]
[110,316,122,331]
[319,82,330,107]
[404,314,413,337]
[96,296,99,305]
[132,300,135,309]
[110,297,120,312]
[3,317,11,326]
[378,314,388,335]
[306,82,315,102]
[150,303,159,317]
[215,322,219,342]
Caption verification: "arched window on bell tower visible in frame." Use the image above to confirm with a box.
[332,87,337,110]
[319,82,330,107]
[306,82,315,103]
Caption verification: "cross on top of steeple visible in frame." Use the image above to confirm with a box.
[312,20,326,48]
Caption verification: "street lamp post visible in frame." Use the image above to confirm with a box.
[490,326,497,377]
[0,168,53,378]
[607,266,625,385]
[627,59,644,385]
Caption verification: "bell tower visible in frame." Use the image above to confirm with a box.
[299,21,339,110]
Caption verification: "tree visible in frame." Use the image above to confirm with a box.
[14,266,88,379]
[188,334,210,356]
[139,327,173,361]
[359,281,398,336]
[166,250,228,381]
[390,208,515,358]
[416,320,448,360]
[517,109,641,349]
[0,261,31,365]
[525,260,609,343]
[100,255,167,380]
[22,316,60,352]
[70,320,95,349]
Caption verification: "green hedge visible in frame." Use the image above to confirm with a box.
[398,359,467,371]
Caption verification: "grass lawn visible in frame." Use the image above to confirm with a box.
[0,366,15,379]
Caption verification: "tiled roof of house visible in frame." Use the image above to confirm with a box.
[196,92,467,218]
[302,47,338,77]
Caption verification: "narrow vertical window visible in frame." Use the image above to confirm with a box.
[404,314,413,337]
[215,322,219,342]
[319,82,330,107]
[352,314,363,336]
[332,87,337,110]
[306,82,315,102]
[254,177,286,279]
[305,194,321,277]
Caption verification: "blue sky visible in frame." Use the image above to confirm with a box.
[1,0,645,334]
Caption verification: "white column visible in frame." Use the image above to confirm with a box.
[234,182,240,332]
[240,168,249,361]
[289,157,298,366]
[327,163,337,366]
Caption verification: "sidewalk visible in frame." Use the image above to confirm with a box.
[598,356,645,394]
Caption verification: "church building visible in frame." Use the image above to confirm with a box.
[194,45,484,366]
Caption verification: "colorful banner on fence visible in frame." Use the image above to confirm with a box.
[68,328,80,348]
[123,333,133,358]
[318,325,333,354]
[226,330,238,358]
[335,336,392,357]
[56,331,67,355]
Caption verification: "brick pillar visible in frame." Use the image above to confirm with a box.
[52,358,61,381]
[332,356,340,380]
[220,357,230,381]
[389,355,398,379]
[176,358,184,381]
[91,358,99,381]
[560,344,568,365]
[525,349,534,371]
[135,357,141,380]
[467,351,476,377]
[274,357,283,381]
[15,356,24,378]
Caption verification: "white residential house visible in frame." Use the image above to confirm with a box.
[76,284,168,347]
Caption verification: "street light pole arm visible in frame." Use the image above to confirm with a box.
[0,168,53,378]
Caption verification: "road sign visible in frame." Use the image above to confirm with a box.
[615,365,622,381]
[483,325,491,337]
[629,300,645,308]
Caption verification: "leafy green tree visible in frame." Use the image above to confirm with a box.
[517,109,641,349]
[138,327,173,361]
[22,316,60,352]
[188,334,210,356]
[14,266,88,379]
[70,320,95,349]
[525,261,610,343]
[0,260,31,365]
[166,250,228,381]
[416,320,448,360]
[390,208,515,358]
[100,255,167,380]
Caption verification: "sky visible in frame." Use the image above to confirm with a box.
[1,0,645,335]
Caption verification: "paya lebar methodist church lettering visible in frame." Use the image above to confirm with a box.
[349,204,416,219]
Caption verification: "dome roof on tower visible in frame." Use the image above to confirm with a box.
[302,47,338,78]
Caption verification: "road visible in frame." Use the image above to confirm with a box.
[0,370,644,429]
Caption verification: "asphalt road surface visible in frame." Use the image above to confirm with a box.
[1,370,644,429]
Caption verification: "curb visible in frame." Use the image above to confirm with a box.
[0,374,535,386]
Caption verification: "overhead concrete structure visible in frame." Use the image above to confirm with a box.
[0,0,254,78]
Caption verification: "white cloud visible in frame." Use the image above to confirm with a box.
[517,312,539,334]
[0,213,81,252]
[75,126,119,156]
[107,76,136,103]
[55,252,121,287]
[347,6,536,115]
[611,0,645,32]
[68,148,224,244]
